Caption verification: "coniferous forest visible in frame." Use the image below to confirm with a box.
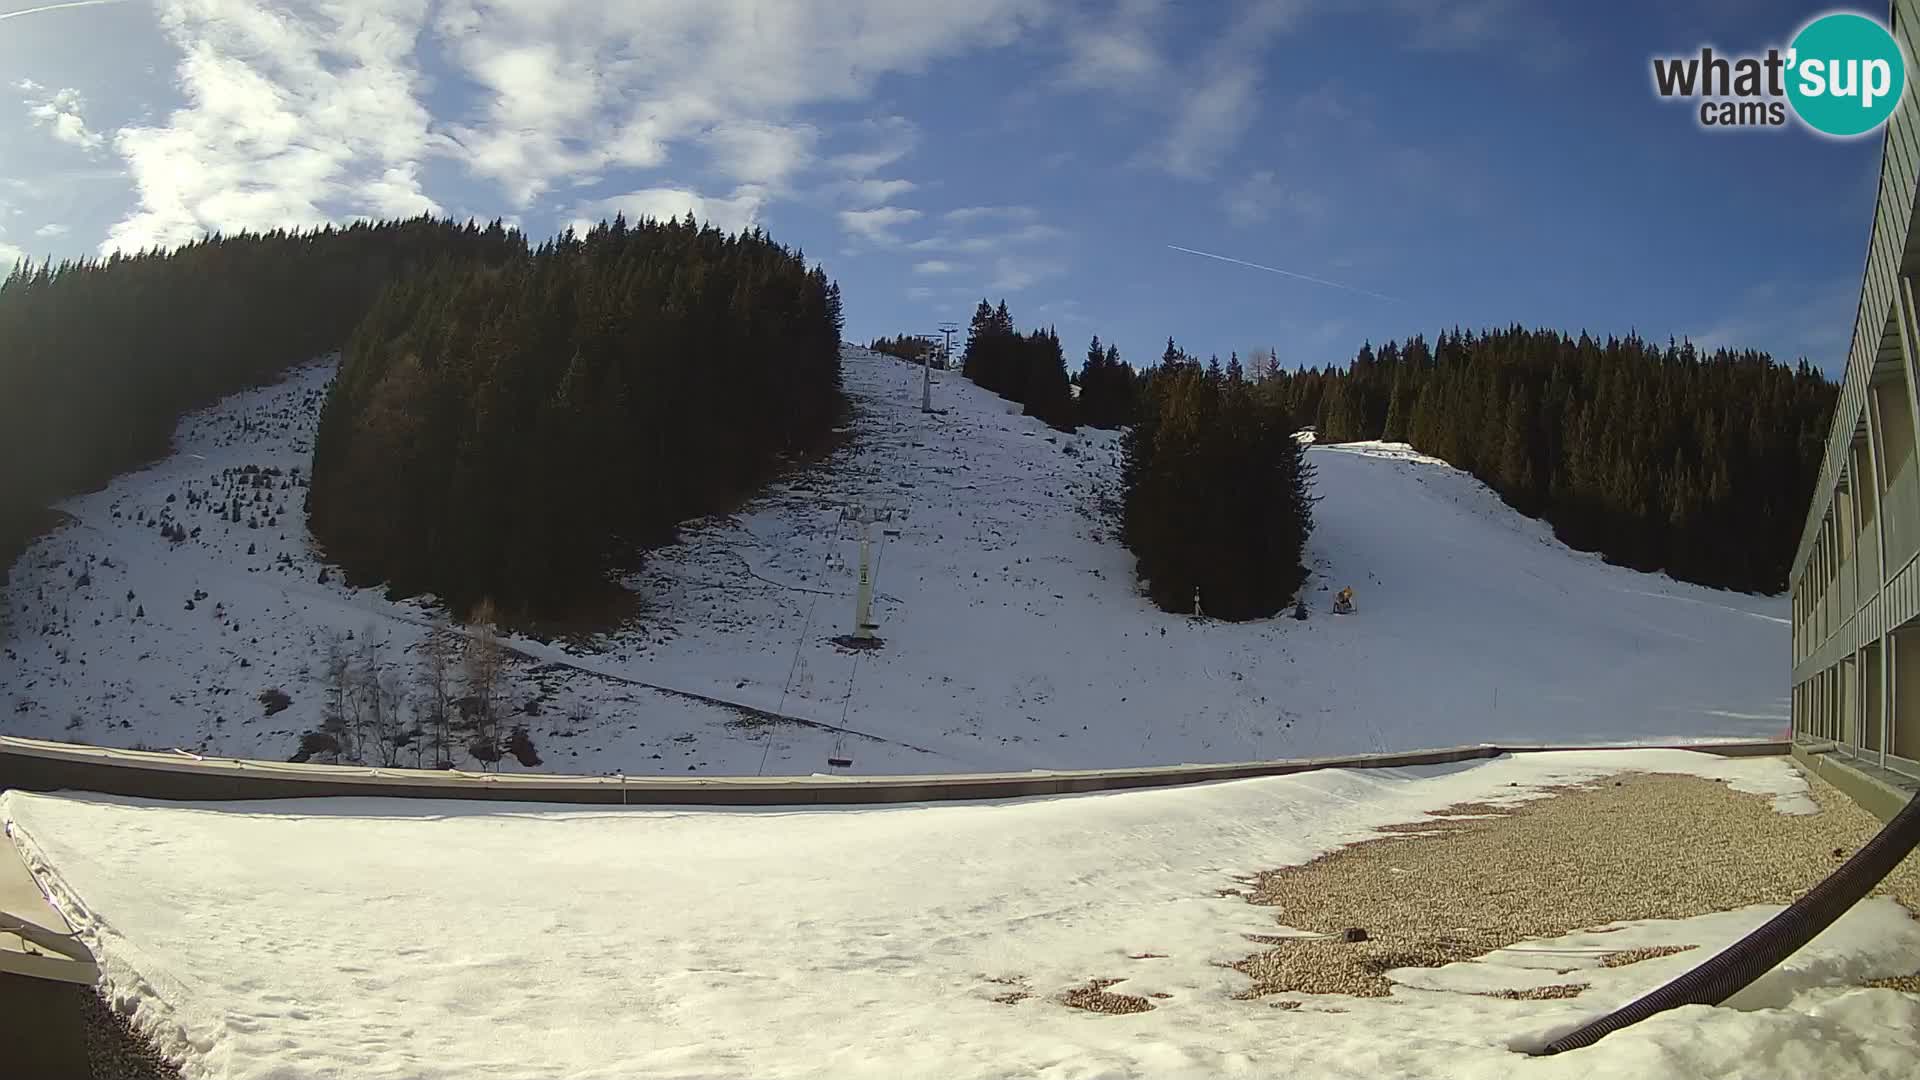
[1,213,842,622]
[1122,346,1316,620]
[0,217,524,583]
[960,299,1076,431]
[868,334,945,366]
[0,210,1830,629]
[1262,327,1835,594]
[957,304,1311,620]
[306,214,845,618]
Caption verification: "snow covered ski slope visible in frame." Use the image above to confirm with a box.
[0,347,1787,775]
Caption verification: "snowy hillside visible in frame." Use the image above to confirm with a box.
[0,347,1788,775]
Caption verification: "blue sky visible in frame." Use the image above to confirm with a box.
[0,0,1888,376]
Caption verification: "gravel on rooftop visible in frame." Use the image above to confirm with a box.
[1231,769,1920,1000]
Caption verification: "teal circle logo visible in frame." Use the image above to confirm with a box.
[1786,13,1907,137]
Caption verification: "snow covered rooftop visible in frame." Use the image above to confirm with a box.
[4,749,1916,1080]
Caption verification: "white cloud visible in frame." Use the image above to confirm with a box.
[913,259,957,274]
[1390,0,1556,53]
[838,205,921,244]
[827,115,920,176]
[0,218,33,268]
[1224,170,1329,226]
[100,1,1052,252]
[1034,298,1085,325]
[1159,65,1259,179]
[20,82,104,151]
[1061,0,1165,90]
[1688,278,1855,372]
[92,1,1407,262]
[34,223,69,237]
[105,0,444,254]
[906,285,935,299]
[908,222,1065,254]
[987,254,1067,292]
[435,1,1009,205]
[1142,0,1311,179]
[1382,0,1568,72]
[837,177,918,206]
[698,121,818,186]
[360,165,441,220]
[942,205,1038,225]
[572,185,769,235]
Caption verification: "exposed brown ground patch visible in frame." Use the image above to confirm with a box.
[1059,978,1155,1015]
[1232,770,1920,1000]
[1473,983,1589,1000]
[1860,972,1920,992]
[1601,944,1698,968]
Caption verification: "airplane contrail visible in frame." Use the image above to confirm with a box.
[1166,244,1400,303]
[0,0,128,23]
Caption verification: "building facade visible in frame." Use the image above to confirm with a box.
[1790,0,1920,783]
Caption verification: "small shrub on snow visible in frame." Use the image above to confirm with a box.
[506,725,542,768]
[289,730,341,763]
[469,733,504,771]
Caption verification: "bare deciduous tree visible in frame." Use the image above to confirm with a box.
[462,598,505,765]
[319,630,354,763]
[418,622,460,768]
[1247,346,1281,383]
[369,665,410,767]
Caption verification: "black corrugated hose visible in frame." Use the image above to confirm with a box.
[1537,784,1920,1055]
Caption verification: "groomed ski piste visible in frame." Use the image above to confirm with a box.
[5,749,1918,1079]
[0,345,1788,776]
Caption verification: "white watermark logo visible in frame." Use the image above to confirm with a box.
[1651,11,1907,137]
